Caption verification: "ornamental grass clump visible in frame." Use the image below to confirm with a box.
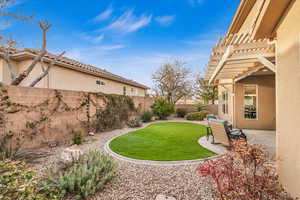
[197,140,295,200]
[41,151,117,200]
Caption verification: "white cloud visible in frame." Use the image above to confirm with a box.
[79,33,104,44]
[0,20,12,30]
[93,6,113,22]
[100,9,152,34]
[155,15,175,26]
[96,44,125,51]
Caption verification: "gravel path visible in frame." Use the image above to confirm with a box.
[31,120,215,200]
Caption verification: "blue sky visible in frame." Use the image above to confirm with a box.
[2,0,240,87]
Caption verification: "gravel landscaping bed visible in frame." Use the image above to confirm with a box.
[30,120,215,200]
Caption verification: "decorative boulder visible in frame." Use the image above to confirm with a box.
[58,146,83,162]
[88,132,95,136]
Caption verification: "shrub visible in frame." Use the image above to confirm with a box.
[151,98,175,120]
[186,110,209,121]
[0,159,52,200]
[194,102,206,112]
[140,110,153,122]
[197,140,295,200]
[71,130,83,145]
[40,151,116,200]
[127,118,142,128]
[176,108,188,118]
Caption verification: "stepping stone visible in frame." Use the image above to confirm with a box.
[155,194,176,200]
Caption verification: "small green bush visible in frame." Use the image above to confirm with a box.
[194,102,206,112]
[0,133,15,160]
[176,108,188,118]
[127,118,143,128]
[140,110,153,122]
[151,98,175,120]
[41,151,116,200]
[186,111,210,121]
[71,130,83,145]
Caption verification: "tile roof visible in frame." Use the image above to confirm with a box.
[0,47,149,89]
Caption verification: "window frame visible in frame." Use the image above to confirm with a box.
[243,84,259,120]
[221,91,229,115]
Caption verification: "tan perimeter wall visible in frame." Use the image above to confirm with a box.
[234,75,276,130]
[0,58,147,96]
[276,1,300,198]
[0,86,154,150]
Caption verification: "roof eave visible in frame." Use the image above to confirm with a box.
[7,51,149,90]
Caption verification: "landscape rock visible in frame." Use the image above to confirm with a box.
[58,146,83,162]
[88,132,95,136]
[155,194,176,200]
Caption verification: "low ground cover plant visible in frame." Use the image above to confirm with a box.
[186,110,209,121]
[140,110,153,122]
[0,159,50,200]
[40,150,116,200]
[197,140,295,200]
[151,98,175,120]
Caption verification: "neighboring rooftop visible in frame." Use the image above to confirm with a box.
[0,47,149,89]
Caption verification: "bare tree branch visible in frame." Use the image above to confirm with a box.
[10,21,51,85]
[3,49,16,80]
[30,51,65,87]
[152,60,192,104]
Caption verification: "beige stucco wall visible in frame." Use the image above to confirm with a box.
[276,1,300,198]
[0,58,146,96]
[234,75,276,130]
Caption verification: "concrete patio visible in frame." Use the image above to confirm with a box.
[199,129,276,159]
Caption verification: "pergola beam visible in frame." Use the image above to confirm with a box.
[257,56,276,72]
[234,66,266,82]
[209,46,234,84]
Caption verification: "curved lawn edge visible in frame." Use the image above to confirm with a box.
[104,121,224,165]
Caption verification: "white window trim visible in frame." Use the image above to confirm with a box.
[243,84,259,121]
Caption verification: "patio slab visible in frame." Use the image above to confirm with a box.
[199,128,276,159]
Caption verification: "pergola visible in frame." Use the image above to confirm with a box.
[205,31,276,84]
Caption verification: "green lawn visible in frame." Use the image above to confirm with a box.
[109,122,216,161]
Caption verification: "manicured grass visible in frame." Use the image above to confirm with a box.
[109,122,216,161]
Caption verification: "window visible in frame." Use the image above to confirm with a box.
[123,86,126,95]
[96,80,105,86]
[244,85,258,120]
[131,88,138,96]
[222,91,229,114]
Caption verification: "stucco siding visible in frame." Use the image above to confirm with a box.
[0,58,147,96]
[234,75,276,130]
[276,1,300,198]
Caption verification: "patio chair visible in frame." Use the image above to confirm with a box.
[205,114,217,141]
[209,119,246,147]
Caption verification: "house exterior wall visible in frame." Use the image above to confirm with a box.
[0,58,147,96]
[234,75,276,130]
[276,1,300,198]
